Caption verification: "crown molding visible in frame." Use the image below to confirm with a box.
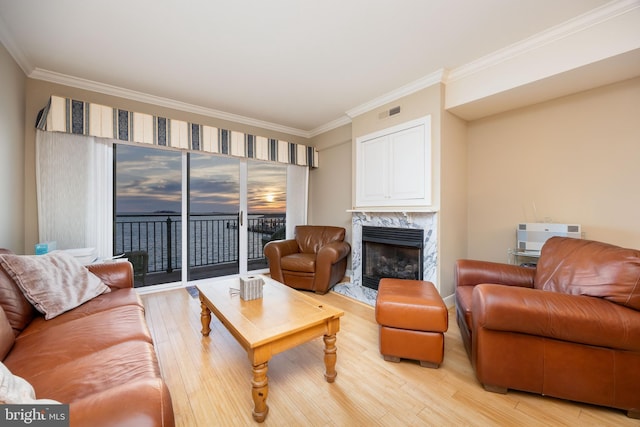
[447,0,640,83]
[28,68,312,139]
[12,0,637,139]
[308,115,352,138]
[345,69,447,119]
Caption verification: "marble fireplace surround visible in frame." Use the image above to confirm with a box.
[350,211,438,290]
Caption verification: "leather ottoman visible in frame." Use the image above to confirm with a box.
[375,278,448,368]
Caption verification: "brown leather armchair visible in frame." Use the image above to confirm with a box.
[264,225,351,294]
[455,237,640,418]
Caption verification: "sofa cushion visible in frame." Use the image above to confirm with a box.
[4,305,152,379]
[18,288,143,339]
[535,237,640,311]
[14,340,160,404]
[281,253,316,273]
[0,252,110,320]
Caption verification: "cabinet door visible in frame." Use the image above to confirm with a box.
[355,116,431,208]
[389,124,426,202]
[357,135,388,205]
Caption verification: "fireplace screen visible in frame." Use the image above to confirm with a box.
[362,226,424,290]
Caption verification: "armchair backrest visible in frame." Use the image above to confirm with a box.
[535,237,640,311]
[294,226,346,254]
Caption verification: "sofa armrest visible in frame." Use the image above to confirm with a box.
[472,283,640,351]
[87,261,134,290]
[316,241,351,267]
[455,259,535,288]
[69,378,174,427]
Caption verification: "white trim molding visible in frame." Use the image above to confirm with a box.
[29,68,312,139]
[5,0,638,136]
[447,0,640,84]
[445,0,640,119]
[308,115,352,138]
[346,69,447,119]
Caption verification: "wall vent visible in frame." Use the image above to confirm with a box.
[378,106,401,119]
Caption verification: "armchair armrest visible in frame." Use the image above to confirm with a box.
[316,241,351,267]
[264,239,299,260]
[472,284,640,351]
[87,261,134,290]
[455,259,535,289]
[314,241,351,294]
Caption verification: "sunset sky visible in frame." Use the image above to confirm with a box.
[115,145,286,214]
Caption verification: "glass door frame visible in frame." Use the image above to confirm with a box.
[239,160,249,276]
[181,154,263,282]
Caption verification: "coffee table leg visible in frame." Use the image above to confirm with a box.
[251,362,269,422]
[323,333,337,383]
[199,298,211,337]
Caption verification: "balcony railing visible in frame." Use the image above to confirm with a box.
[114,213,285,281]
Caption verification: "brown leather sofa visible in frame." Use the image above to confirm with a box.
[264,225,351,294]
[455,237,640,418]
[0,249,175,426]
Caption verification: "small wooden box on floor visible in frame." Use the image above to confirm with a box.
[375,278,448,368]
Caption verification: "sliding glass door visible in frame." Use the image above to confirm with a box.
[188,153,240,280]
[114,144,183,287]
[247,160,287,271]
[186,156,287,279]
[115,145,302,286]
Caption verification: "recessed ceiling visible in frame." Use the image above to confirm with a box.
[0,0,615,134]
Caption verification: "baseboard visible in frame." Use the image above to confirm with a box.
[443,293,455,309]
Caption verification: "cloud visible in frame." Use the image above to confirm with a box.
[116,145,287,214]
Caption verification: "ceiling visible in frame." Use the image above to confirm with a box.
[0,0,625,135]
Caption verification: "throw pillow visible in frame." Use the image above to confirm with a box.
[0,361,59,404]
[0,252,110,320]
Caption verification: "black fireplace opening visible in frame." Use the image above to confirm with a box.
[362,226,424,290]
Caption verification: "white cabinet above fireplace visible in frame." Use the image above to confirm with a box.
[355,116,432,209]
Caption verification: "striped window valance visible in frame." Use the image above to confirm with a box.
[36,96,319,168]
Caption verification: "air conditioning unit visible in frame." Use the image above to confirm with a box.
[517,223,581,254]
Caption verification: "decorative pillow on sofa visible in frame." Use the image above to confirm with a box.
[0,361,60,404]
[0,252,110,320]
[535,237,640,311]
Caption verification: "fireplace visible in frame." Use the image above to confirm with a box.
[361,226,424,290]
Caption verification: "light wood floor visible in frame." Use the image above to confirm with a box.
[142,288,637,426]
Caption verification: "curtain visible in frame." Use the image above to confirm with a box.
[37,95,319,168]
[285,164,309,238]
[36,130,113,259]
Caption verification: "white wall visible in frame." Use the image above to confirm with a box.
[467,76,640,262]
[309,124,353,239]
[0,43,25,253]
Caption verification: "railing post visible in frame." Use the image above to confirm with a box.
[166,216,173,273]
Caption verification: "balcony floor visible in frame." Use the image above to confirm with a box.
[134,259,269,287]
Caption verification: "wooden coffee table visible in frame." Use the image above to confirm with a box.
[197,275,344,422]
